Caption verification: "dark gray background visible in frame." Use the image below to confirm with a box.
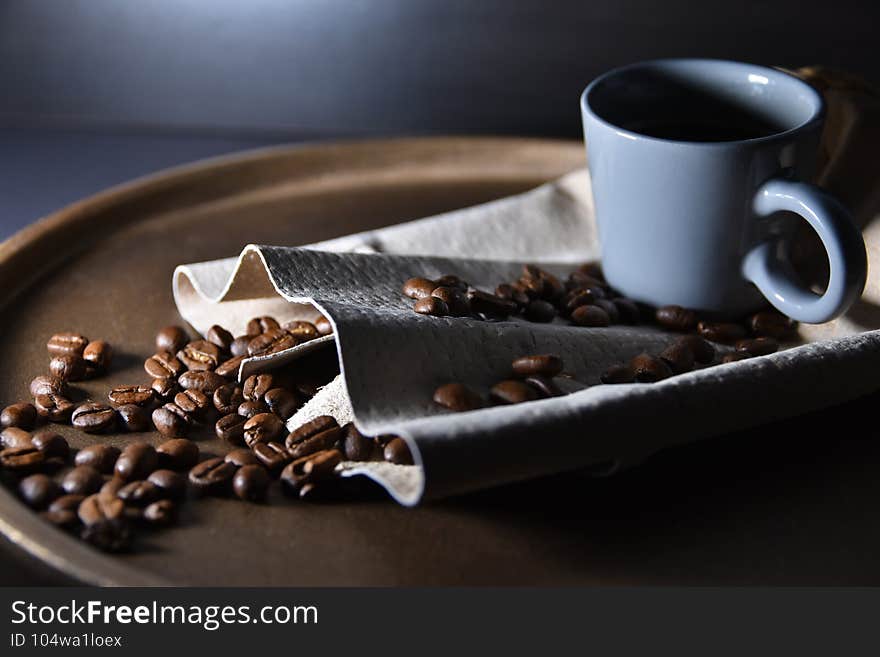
[1,0,879,238]
[1,0,880,584]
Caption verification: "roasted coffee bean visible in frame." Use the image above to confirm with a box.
[571,304,610,327]
[413,296,449,316]
[156,325,188,353]
[284,321,320,341]
[315,316,333,336]
[114,443,159,481]
[564,288,603,313]
[100,477,126,498]
[524,376,563,398]
[45,494,84,528]
[263,388,301,419]
[78,493,125,525]
[61,465,103,496]
[721,352,751,364]
[1,427,33,450]
[1,403,37,430]
[675,335,715,364]
[144,351,184,379]
[116,404,151,432]
[206,324,234,352]
[80,518,131,552]
[47,332,88,357]
[117,480,161,507]
[242,374,274,402]
[152,403,191,437]
[697,321,747,344]
[31,429,69,459]
[246,316,281,336]
[467,289,517,316]
[511,354,564,378]
[174,389,211,419]
[108,385,155,408]
[735,337,779,357]
[342,424,379,461]
[71,402,117,434]
[143,499,177,526]
[432,383,484,412]
[520,265,563,300]
[659,341,695,375]
[567,270,604,290]
[436,274,468,290]
[613,298,641,324]
[285,415,338,447]
[238,400,268,419]
[489,380,539,405]
[19,473,61,509]
[156,438,199,471]
[243,413,284,448]
[0,445,45,472]
[75,444,120,474]
[233,464,271,502]
[83,340,113,375]
[229,336,251,358]
[147,469,187,500]
[247,328,298,357]
[280,449,342,495]
[524,299,557,323]
[749,311,797,340]
[431,287,470,317]
[383,437,414,465]
[178,339,221,371]
[216,413,247,444]
[630,353,673,383]
[287,426,344,459]
[594,299,620,323]
[189,457,236,495]
[151,377,178,401]
[655,305,698,332]
[178,370,226,395]
[213,383,243,415]
[578,262,605,281]
[49,354,87,381]
[29,375,67,398]
[215,355,246,379]
[600,364,635,384]
[253,441,292,471]
[496,283,530,307]
[225,448,260,467]
[33,393,75,423]
[402,277,437,299]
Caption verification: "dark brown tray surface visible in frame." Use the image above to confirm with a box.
[1,137,879,585]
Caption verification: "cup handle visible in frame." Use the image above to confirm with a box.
[742,178,867,324]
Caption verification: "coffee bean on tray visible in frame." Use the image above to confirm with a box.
[383,437,413,465]
[287,426,345,460]
[152,403,191,437]
[655,305,698,332]
[431,287,470,317]
[156,326,188,354]
[343,424,379,462]
[213,383,243,415]
[61,465,104,496]
[243,413,284,448]
[174,389,211,420]
[148,469,187,501]
[253,441,291,472]
[432,383,484,412]
[511,354,564,378]
[178,370,226,395]
[247,329,298,357]
[1,427,33,450]
[264,388,301,419]
[658,341,695,374]
[31,429,69,459]
[49,355,87,382]
[108,385,155,408]
[156,438,199,471]
[242,374,274,402]
[523,376,563,398]
[216,413,247,444]
[571,304,610,327]
[19,473,61,509]
[238,400,267,419]
[215,356,246,379]
[0,445,46,473]
[467,290,517,317]
[749,310,797,340]
[1,403,37,430]
[283,321,319,341]
[189,457,236,496]
[83,340,113,375]
[524,299,557,323]
[30,375,67,398]
[144,351,185,379]
[402,277,437,300]
[178,339,221,371]
[285,416,338,450]
[151,377,178,401]
[246,316,281,336]
[115,443,159,482]
[33,393,75,423]
[117,404,152,432]
[46,332,88,358]
[143,499,177,527]
[71,403,117,434]
[206,325,234,352]
[75,444,120,474]
[233,464,271,502]
[225,448,259,467]
[675,335,715,364]
[315,316,334,336]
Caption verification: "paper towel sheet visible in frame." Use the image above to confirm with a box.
[173,167,880,505]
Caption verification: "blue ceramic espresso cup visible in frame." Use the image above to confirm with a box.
[581,59,867,323]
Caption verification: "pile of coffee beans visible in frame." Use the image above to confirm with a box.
[403,263,641,326]
[0,316,413,553]
[434,353,568,411]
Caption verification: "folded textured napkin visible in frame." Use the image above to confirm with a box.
[173,68,880,505]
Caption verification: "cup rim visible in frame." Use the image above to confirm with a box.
[580,58,825,148]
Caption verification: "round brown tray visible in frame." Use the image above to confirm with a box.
[3,137,880,586]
